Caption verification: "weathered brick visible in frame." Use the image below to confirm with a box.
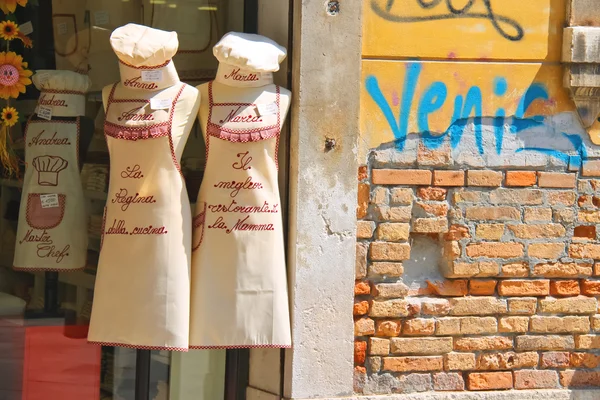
[530,316,590,334]
[383,356,443,372]
[524,207,553,222]
[374,205,412,222]
[355,318,375,336]
[508,224,566,239]
[442,242,461,262]
[582,159,600,177]
[454,337,513,351]
[508,297,537,315]
[370,187,388,205]
[554,209,576,224]
[418,143,450,167]
[358,165,368,181]
[413,202,449,218]
[391,337,453,355]
[358,183,369,219]
[355,281,371,295]
[539,296,597,314]
[540,352,570,368]
[533,262,592,277]
[390,188,413,205]
[449,297,507,315]
[576,335,600,349]
[528,243,565,259]
[497,280,550,297]
[465,206,520,221]
[402,318,435,336]
[505,171,536,187]
[375,223,409,242]
[475,224,505,240]
[466,170,503,187]
[375,320,402,337]
[356,243,368,279]
[570,352,600,368]
[395,373,433,393]
[546,191,577,206]
[437,316,497,335]
[368,262,404,278]
[433,170,464,186]
[596,263,600,276]
[467,372,513,390]
[477,352,539,370]
[368,357,381,373]
[516,335,575,351]
[412,218,448,233]
[369,337,390,356]
[421,299,451,316]
[369,300,409,317]
[466,243,524,258]
[445,353,476,371]
[372,169,432,186]
[581,279,600,296]
[372,282,410,298]
[537,172,576,188]
[514,370,559,389]
[447,261,500,278]
[370,242,411,261]
[560,370,600,387]
[592,315,600,332]
[417,187,447,201]
[357,221,376,239]
[426,280,468,297]
[490,189,543,205]
[445,225,470,241]
[578,210,600,223]
[498,316,529,333]
[550,280,581,296]
[469,279,497,295]
[454,190,485,203]
[502,262,530,277]
[433,372,465,391]
[574,225,596,239]
[355,341,367,364]
[354,301,369,316]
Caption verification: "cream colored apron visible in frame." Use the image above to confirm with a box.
[190,82,291,348]
[88,82,191,351]
[13,117,87,271]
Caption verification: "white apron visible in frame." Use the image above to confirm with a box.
[189,82,291,349]
[88,82,191,351]
[13,117,87,271]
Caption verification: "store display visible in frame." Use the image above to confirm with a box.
[87,24,200,351]
[189,32,292,348]
[13,70,93,272]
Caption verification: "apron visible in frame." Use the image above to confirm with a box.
[13,117,87,271]
[88,82,191,351]
[189,82,291,349]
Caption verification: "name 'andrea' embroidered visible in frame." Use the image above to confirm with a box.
[219,106,263,124]
[223,68,260,82]
[28,130,71,147]
[111,188,157,211]
[39,94,67,107]
[117,106,156,122]
[214,177,263,197]
[123,76,159,90]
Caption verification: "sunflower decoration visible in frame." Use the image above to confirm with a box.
[0,20,18,41]
[0,51,32,99]
[0,105,18,176]
[0,0,27,14]
[1,106,17,126]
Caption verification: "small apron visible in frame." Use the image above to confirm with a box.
[190,82,291,349]
[88,83,191,351]
[13,117,87,271]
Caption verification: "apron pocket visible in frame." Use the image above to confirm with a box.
[26,193,66,230]
[192,202,206,251]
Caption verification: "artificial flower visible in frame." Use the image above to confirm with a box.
[0,21,18,40]
[0,51,32,99]
[16,31,32,48]
[0,0,27,14]
[1,106,17,127]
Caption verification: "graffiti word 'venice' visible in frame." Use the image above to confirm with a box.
[365,63,587,161]
[373,0,524,41]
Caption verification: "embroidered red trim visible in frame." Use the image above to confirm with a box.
[100,207,107,251]
[192,202,206,251]
[41,89,85,96]
[104,122,170,140]
[26,193,66,230]
[190,344,292,349]
[87,341,188,352]
[118,59,171,70]
[12,265,86,272]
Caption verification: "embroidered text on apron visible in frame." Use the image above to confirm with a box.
[189,82,291,348]
[88,82,191,351]
[14,117,87,271]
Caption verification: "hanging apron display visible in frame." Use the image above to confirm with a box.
[189,81,291,349]
[87,82,191,351]
[13,117,87,271]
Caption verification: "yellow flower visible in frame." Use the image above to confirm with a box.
[0,51,32,99]
[0,0,27,14]
[1,107,18,127]
[0,21,19,40]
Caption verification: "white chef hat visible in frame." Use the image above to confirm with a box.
[33,70,91,94]
[110,23,178,67]
[213,32,287,72]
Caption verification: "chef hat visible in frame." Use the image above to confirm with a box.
[110,23,178,67]
[33,70,91,94]
[213,32,287,72]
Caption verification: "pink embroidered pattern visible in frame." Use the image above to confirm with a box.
[26,194,66,230]
[192,202,206,251]
[118,59,171,70]
[40,89,85,95]
[13,265,85,272]
[190,344,292,350]
[87,341,188,352]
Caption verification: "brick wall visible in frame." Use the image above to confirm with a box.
[354,154,600,394]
